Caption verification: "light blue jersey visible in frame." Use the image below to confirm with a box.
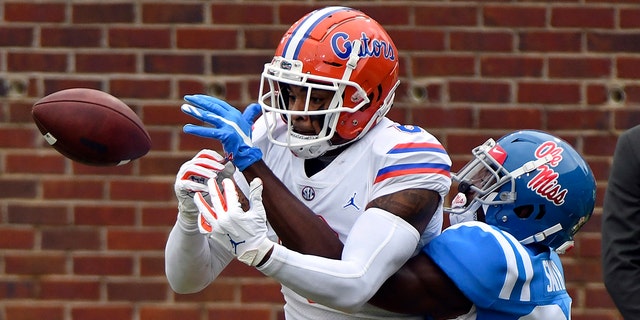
[423,221,571,320]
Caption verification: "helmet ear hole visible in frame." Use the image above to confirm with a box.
[513,204,547,220]
[513,205,534,219]
[374,84,383,103]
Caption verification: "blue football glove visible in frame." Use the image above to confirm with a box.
[242,102,262,127]
[181,95,262,171]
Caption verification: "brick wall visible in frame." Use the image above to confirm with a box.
[0,1,635,319]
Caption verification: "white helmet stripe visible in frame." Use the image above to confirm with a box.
[282,6,348,60]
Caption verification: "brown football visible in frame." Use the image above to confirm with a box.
[32,88,151,166]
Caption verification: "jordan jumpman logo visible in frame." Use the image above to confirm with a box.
[226,234,246,255]
[343,193,360,210]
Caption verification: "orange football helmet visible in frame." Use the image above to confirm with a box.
[258,6,400,158]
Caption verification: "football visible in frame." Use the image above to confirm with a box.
[32,88,152,166]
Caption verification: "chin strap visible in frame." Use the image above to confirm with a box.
[495,154,555,203]
[510,154,554,179]
[519,223,563,245]
[329,39,361,116]
[519,222,574,254]
[554,240,574,254]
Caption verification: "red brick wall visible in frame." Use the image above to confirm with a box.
[0,1,634,319]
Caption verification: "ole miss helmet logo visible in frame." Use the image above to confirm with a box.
[528,141,568,206]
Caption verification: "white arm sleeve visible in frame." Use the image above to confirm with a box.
[164,214,234,294]
[257,208,420,312]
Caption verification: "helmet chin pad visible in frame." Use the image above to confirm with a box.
[288,133,332,159]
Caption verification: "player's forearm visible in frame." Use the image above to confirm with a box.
[369,253,472,319]
[242,160,344,258]
[258,208,419,312]
[165,221,225,294]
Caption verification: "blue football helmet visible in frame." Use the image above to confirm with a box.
[446,130,596,253]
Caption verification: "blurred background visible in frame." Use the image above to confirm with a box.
[0,1,635,319]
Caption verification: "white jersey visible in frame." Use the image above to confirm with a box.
[251,115,452,319]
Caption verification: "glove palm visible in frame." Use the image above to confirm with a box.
[174,149,234,227]
[195,177,273,267]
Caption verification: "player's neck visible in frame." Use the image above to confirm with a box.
[303,144,349,177]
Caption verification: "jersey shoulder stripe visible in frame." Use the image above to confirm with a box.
[387,142,447,154]
[366,120,452,197]
[374,163,450,184]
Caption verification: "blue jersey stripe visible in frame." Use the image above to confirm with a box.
[376,162,451,176]
[375,163,451,184]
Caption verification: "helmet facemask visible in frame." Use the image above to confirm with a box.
[258,43,373,159]
[257,6,400,159]
[447,139,514,214]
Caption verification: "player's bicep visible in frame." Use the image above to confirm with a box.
[367,188,441,234]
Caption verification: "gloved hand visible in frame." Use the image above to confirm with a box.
[448,192,481,225]
[242,102,262,126]
[181,95,262,171]
[174,149,235,230]
[195,177,274,267]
